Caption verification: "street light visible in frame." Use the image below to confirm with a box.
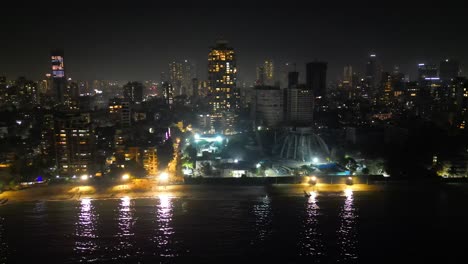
[310,176,317,185]
[312,157,319,164]
[122,174,130,181]
[159,172,169,188]
[80,175,88,181]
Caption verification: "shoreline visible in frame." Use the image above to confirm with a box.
[0,180,464,203]
[0,183,383,203]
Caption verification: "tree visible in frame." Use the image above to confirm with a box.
[200,162,212,176]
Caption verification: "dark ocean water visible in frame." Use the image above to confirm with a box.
[0,184,467,263]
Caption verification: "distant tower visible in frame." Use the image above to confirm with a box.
[365,54,382,89]
[162,81,174,105]
[439,59,461,83]
[288,71,299,89]
[123,82,144,104]
[417,63,438,81]
[343,65,353,85]
[264,59,274,85]
[207,40,238,134]
[51,49,67,103]
[256,66,265,86]
[169,62,183,95]
[306,61,327,97]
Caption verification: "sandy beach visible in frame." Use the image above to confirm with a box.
[0,181,382,203]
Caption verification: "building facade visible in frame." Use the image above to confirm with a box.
[207,40,238,134]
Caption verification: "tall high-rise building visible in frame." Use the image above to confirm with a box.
[252,86,283,127]
[162,82,174,105]
[123,81,144,104]
[286,85,314,125]
[182,60,195,96]
[417,63,439,81]
[192,78,199,98]
[365,54,382,89]
[288,71,299,89]
[343,65,353,86]
[440,59,461,83]
[169,60,195,96]
[256,66,265,86]
[51,49,67,103]
[169,62,183,95]
[264,59,274,86]
[306,61,327,97]
[54,111,93,177]
[256,59,274,86]
[207,40,238,134]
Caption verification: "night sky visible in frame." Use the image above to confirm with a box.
[1,5,467,83]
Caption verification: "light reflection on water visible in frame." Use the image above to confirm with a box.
[299,191,325,257]
[152,193,177,258]
[337,189,358,263]
[74,198,99,261]
[251,195,272,246]
[113,196,136,260]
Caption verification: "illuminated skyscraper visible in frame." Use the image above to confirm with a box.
[169,60,195,96]
[256,59,274,86]
[264,59,274,85]
[51,49,67,103]
[169,61,183,95]
[207,40,238,134]
[162,81,174,105]
[365,54,382,90]
[343,65,353,86]
[54,111,93,177]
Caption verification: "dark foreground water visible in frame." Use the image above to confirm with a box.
[1,184,468,263]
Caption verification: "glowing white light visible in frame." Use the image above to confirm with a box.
[158,193,171,209]
[80,175,88,181]
[311,176,317,181]
[216,136,223,142]
[121,196,130,207]
[256,163,261,169]
[159,172,169,182]
[344,188,353,197]
[234,159,238,163]
[122,174,130,180]
[312,157,319,164]
[194,133,200,140]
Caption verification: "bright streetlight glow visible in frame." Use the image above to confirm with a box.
[194,133,200,140]
[311,176,317,181]
[159,172,169,182]
[215,135,223,142]
[312,157,319,164]
[256,163,261,169]
[122,174,130,180]
[234,159,238,163]
[80,175,88,181]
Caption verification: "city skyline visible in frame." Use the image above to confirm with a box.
[1,5,467,82]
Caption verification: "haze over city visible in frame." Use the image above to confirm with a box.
[1,5,467,81]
